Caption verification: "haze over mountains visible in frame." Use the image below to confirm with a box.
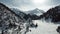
[11,8,45,20]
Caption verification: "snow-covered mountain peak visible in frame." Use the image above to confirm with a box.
[26,8,45,16]
[34,8,39,10]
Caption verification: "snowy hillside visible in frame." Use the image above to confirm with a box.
[0,3,38,34]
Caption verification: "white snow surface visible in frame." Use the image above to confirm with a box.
[27,20,59,34]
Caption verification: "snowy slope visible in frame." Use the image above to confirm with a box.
[11,8,27,18]
[0,3,38,34]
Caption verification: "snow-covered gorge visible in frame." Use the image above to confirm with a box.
[27,20,59,34]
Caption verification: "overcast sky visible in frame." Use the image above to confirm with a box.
[0,0,60,11]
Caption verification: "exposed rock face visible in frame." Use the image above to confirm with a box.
[0,3,38,34]
[39,5,60,22]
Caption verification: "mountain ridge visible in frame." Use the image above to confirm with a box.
[24,8,45,16]
[39,5,60,23]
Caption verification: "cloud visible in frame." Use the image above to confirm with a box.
[0,0,60,11]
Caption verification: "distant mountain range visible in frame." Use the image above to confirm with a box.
[11,8,45,20]
[1,2,60,23]
[24,8,45,16]
[11,5,60,23]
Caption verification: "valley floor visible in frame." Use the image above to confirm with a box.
[27,20,59,34]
